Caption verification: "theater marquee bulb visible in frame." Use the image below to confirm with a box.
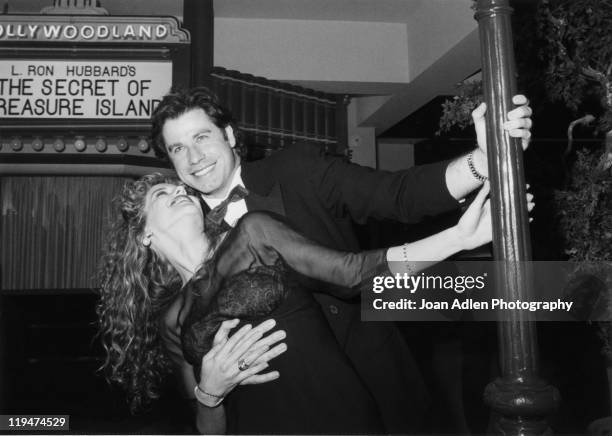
[95,138,107,152]
[74,136,86,152]
[32,137,44,152]
[53,138,65,152]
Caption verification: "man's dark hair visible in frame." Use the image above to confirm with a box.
[151,86,245,160]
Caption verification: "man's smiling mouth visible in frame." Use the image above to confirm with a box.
[192,162,216,177]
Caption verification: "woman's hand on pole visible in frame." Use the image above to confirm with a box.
[454,182,534,251]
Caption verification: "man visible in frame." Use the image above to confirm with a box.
[151,87,532,433]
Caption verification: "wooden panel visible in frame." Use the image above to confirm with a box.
[209,67,346,156]
[0,176,128,290]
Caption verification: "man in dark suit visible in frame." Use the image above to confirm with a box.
[151,87,532,433]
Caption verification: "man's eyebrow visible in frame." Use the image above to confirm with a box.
[193,129,211,138]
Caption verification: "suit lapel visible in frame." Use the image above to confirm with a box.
[242,162,286,216]
[245,182,286,216]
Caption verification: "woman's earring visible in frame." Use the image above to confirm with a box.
[143,232,153,247]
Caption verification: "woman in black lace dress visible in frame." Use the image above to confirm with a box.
[97,174,532,434]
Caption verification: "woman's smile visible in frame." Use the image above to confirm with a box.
[170,194,194,207]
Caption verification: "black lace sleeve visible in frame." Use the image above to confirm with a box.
[234,212,390,297]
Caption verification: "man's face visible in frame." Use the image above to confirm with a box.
[162,108,238,198]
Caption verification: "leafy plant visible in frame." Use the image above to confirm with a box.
[442,0,612,136]
[437,80,482,135]
[538,0,612,133]
[555,147,612,352]
[555,149,611,262]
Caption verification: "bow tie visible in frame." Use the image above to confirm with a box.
[205,185,250,226]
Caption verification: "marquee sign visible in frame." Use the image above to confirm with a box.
[0,15,188,44]
[0,60,172,119]
[0,14,189,123]
[0,12,190,175]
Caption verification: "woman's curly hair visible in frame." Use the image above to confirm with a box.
[96,173,183,412]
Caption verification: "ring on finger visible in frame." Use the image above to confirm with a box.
[238,359,250,371]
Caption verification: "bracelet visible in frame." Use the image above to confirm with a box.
[194,385,224,408]
[467,151,488,183]
[401,243,416,275]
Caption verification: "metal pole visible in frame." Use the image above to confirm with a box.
[183,0,214,87]
[474,0,559,433]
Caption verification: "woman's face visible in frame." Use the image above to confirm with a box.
[143,182,204,246]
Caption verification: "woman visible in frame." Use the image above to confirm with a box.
[97,173,533,434]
